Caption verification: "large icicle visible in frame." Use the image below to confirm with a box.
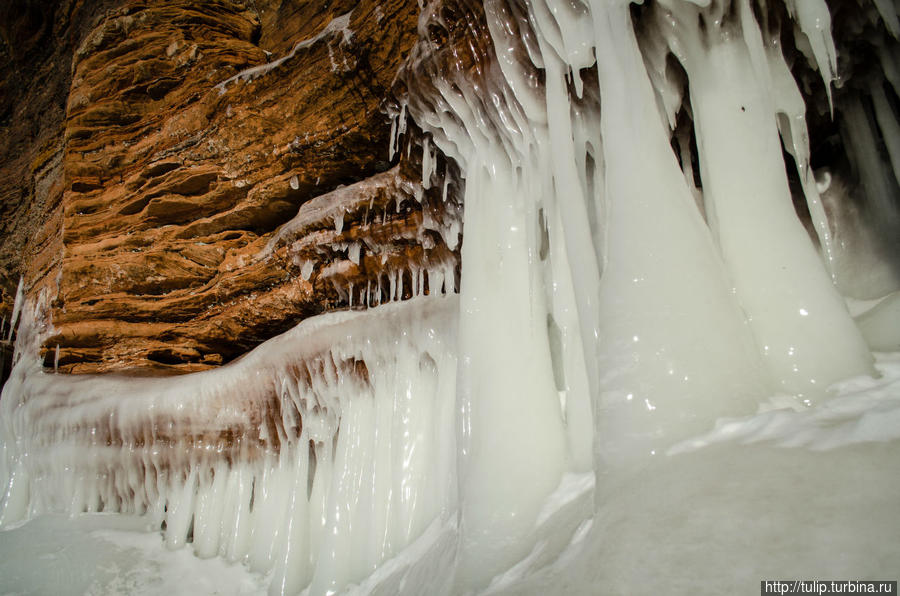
[656,0,874,400]
[586,0,769,466]
[5,277,23,343]
[453,155,568,589]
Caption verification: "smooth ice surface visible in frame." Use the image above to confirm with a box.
[487,440,900,596]
[475,353,900,595]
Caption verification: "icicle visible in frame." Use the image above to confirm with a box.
[842,95,896,216]
[871,82,900,188]
[389,115,398,161]
[784,0,838,110]
[53,345,59,372]
[164,467,199,550]
[841,93,900,273]
[766,37,838,278]
[300,260,314,281]
[7,276,24,342]
[873,0,900,38]
[421,136,433,189]
[330,279,348,304]
[879,43,900,99]
[398,101,408,136]
[268,441,312,595]
[348,242,361,265]
[193,462,228,559]
[574,0,768,471]
[658,0,874,399]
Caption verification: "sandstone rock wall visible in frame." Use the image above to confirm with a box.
[0,0,116,330]
[1,0,463,374]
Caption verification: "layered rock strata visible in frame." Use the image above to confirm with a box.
[0,0,461,374]
[2,0,899,379]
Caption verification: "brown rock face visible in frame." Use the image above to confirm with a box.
[0,0,116,327]
[6,0,462,373]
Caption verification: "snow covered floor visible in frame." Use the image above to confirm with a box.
[2,354,898,596]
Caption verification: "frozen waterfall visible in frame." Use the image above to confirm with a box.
[2,0,900,594]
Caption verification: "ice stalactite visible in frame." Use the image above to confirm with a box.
[586,1,771,465]
[650,0,874,399]
[5,277,23,343]
[0,295,459,595]
[453,159,570,588]
[806,3,900,341]
[840,94,900,288]
[402,0,611,585]
[264,160,463,313]
[400,0,897,585]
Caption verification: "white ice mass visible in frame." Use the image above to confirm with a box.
[2,0,900,594]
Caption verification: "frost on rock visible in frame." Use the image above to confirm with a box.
[215,10,355,94]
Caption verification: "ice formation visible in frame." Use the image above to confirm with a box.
[215,11,355,93]
[2,0,900,594]
[1,293,459,595]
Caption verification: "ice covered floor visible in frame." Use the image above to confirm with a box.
[2,354,898,596]
[0,514,268,596]
[486,354,900,595]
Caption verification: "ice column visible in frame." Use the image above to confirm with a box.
[585,0,770,466]
[656,0,875,400]
[454,153,569,589]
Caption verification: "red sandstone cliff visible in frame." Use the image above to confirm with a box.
[1,0,462,374]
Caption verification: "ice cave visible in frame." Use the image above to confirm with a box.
[0,0,899,594]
